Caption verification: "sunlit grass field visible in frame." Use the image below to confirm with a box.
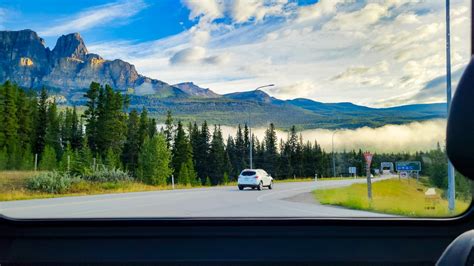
[313,178,471,217]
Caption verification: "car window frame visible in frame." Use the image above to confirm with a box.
[0,2,473,227]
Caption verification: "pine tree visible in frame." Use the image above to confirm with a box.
[61,107,73,148]
[208,125,226,185]
[59,144,74,173]
[178,162,190,185]
[194,121,210,179]
[40,145,57,170]
[3,82,19,161]
[287,125,300,177]
[71,107,83,150]
[45,100,62,160]
[122,109,141,174]
[137,134,172,185]
[0,82,5,148]
[20,144,34,170]
[7,143,22,170]
[172,121,195,180]
[234,124,246,173]
[33,87,49,157]
[138,108,150,145]
[225,135,237,177]
[148,118,157,138]
[96,84,127,157]
[16,88,34,151]
[83,82,100,154]
[243,124,250,167]
[279,138,293,178]
[164,110,174,148]
[105,147,121,169]
[0,147,7,170]
[263,123,278,176]
[74,138,93,175]
[254,137,264,169]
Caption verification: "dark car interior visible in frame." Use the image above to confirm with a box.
[1,2,474,266]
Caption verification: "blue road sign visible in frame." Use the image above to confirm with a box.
[396,161,421,171]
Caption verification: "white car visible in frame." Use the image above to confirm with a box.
[238,169,273,190]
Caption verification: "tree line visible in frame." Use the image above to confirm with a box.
[0,81,468,196]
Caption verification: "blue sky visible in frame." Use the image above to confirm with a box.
[0,0,470,106]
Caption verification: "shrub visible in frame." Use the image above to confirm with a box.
[26,171,79,194]
[222,172,229,185]
[205,176,212,186]
[82,168,132,183]
[40,145,57,171]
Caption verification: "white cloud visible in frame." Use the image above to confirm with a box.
[39,0,147,37]
[183,0,291,24]
[89,0,471,107]
[266,81,318,99]
[297,0,343,22]
[395,12,421,24]
[182,0,225,22]
[230,0,290,23]
[168,46,230,66]
[323,3,390,32]
[169,46,207,65]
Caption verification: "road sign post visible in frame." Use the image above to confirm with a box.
[363,151,373,201]
[171,175,175,190]
[395,161,421,180]
[349,167,357,179]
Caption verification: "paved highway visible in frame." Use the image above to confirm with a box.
[0,177,394,218]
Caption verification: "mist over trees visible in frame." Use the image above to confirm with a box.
[0,81,470,198]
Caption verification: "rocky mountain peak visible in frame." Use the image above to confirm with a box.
[0,29,180,97]
[173,82,220,98]
[52,32,88,60]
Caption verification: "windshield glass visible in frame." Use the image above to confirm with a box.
[0,0,471,219]
[241,171,257,176]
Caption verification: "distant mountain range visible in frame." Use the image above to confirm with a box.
[0,29,447,129]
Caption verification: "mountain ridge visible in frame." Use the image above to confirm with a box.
[0,29,447,129]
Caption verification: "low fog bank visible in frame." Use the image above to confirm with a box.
[219,120,447,154]
[158,120,446,154]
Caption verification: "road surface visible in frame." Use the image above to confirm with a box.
[0,177,394,219]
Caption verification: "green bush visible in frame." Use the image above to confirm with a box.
[26,171,79,194]
[82,168,132,183]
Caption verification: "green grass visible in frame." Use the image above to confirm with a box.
[275,176,361,183]
[0,170,358,202]
[0,171,211,201]
[313,178,471,217]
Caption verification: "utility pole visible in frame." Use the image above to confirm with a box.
[34,154,38,172]
[446,0,455,212]
[332,131,338,177]
[249,111,253,169]
[248,84,274,169]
